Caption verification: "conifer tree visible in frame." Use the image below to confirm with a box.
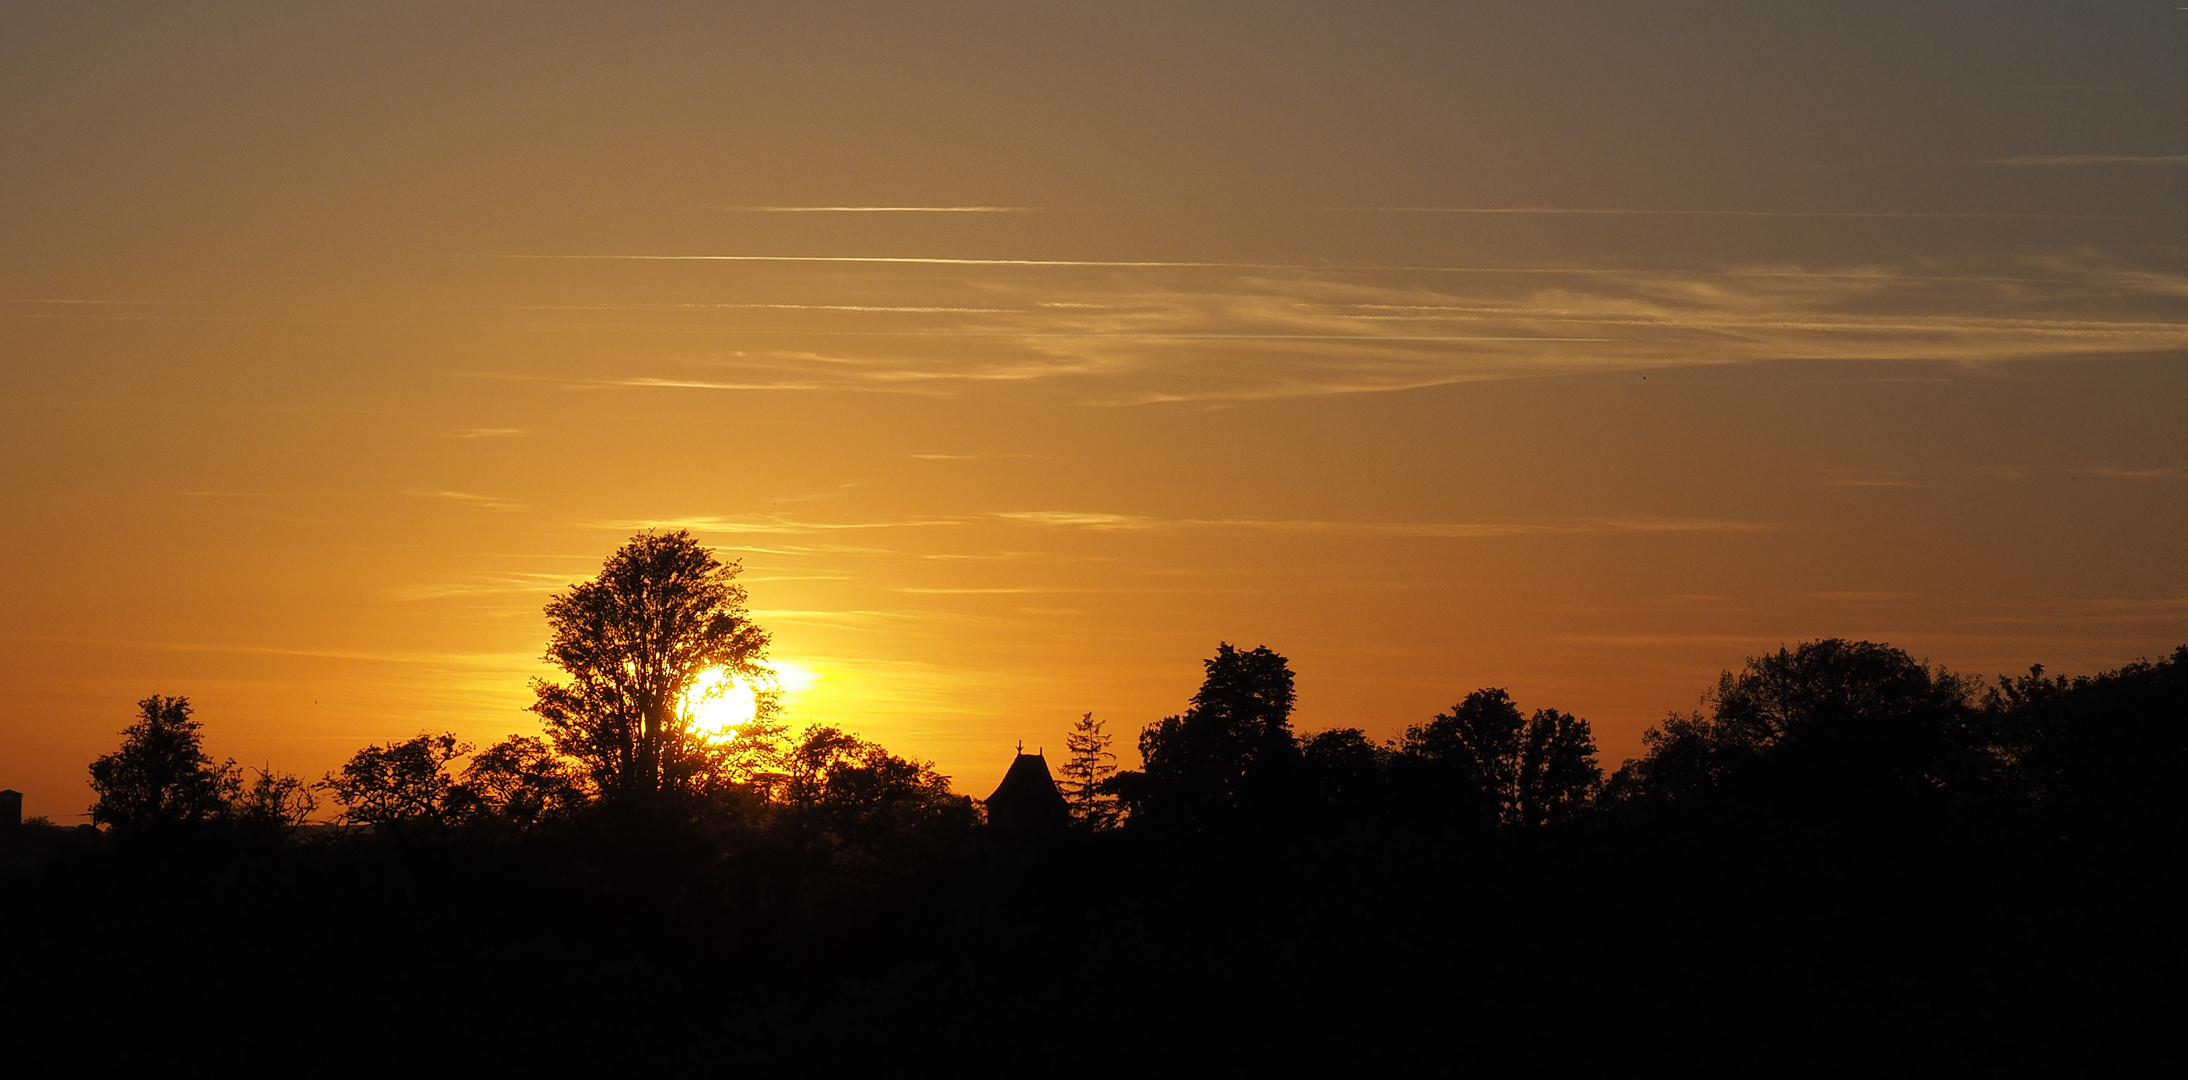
[1059,711,1120,828]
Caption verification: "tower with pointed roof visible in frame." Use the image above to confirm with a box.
[985,747,1069,832]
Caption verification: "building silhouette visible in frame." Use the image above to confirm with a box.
[985,746,1069,832]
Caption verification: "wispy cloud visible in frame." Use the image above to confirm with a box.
[436,428,524,439]
[991,510,1153,530]
[2083,466,2183,480]
[615,377,826,391]
[461,254,1325,269]
[1983,154,2188,167]
[496,302,1012,314]
[0,631,537,670]
[704,206,1040,212]
[908,452,1044,461]
[587,510,1777,542]
[990,511,1778,537]
[405,490,528,510]
[453,249,2188,404]
[892,586,1082,595]
[1334,206,2116,220]
[389,572,575,601]
[2,298,206,305]
[1554,632,1780,648]
[598,514,964,535]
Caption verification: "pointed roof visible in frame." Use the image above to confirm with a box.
[986,751,1069,830]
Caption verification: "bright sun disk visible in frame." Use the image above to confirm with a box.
[683,667,759,740]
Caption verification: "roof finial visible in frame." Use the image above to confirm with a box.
[1016,739,1024,755]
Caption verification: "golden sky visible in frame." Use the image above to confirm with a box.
[4,2,2185,816]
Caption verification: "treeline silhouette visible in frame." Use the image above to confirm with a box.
[4,533,2184,1071]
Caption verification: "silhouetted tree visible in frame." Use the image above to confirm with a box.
[1515,708,1601,826]
[782,726,975,875]
[1299,727,1389,820]
[232,765,317,832]
[1603,711,1720,804]
[1394,688,1519,824]
[448,735,588,831]
[1126,643,1300,830]
[1982,645,2188,830]
[530,531,774,807]
[1394,689,1601,827]
[1609,639,1980,811]
[321,732,470,833]
[705,715,794,800]
[1059,712,1120,829]
[88,695,238,837]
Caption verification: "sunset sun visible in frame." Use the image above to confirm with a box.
[683,667,759,739]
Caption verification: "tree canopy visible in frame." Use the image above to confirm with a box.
[1607,638,1980,811]
[88,695,237,837]
[1392,689,1602,827]
[1128,643,1299,829]
[320,732,471,833]
[530,530,774,806]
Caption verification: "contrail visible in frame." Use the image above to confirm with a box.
[704,205,1040,212]
[1332,206,2125,220]
[443,254,2099,282]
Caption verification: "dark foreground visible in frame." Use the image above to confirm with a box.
[5,800,2182,1072]
[7,642,2185,1073]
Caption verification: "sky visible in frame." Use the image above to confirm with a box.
[3,1,2185,817]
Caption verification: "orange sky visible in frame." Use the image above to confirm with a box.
[4,2,2185,817]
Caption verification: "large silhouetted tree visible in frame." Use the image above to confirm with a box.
[1128,643,1299,829]
[88,695,238,837]
[1983,645,2188,830]
[1608,639,1980,810]
[530,530,773,806]
[1394,689,1601,827]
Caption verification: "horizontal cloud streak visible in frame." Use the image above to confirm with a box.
[587,510,1777,540]
[1335,206,2118,219]
[404,490,528,510]
[991,511,1778,537]
[449,248,2188,404]
[1983,154,2188,167]
[705,206,1040,212]
[600,515,963,535]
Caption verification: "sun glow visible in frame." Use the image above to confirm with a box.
[680,660,816,740]
[682,667,759,740]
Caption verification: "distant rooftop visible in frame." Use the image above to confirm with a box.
[986,750,1068,831]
